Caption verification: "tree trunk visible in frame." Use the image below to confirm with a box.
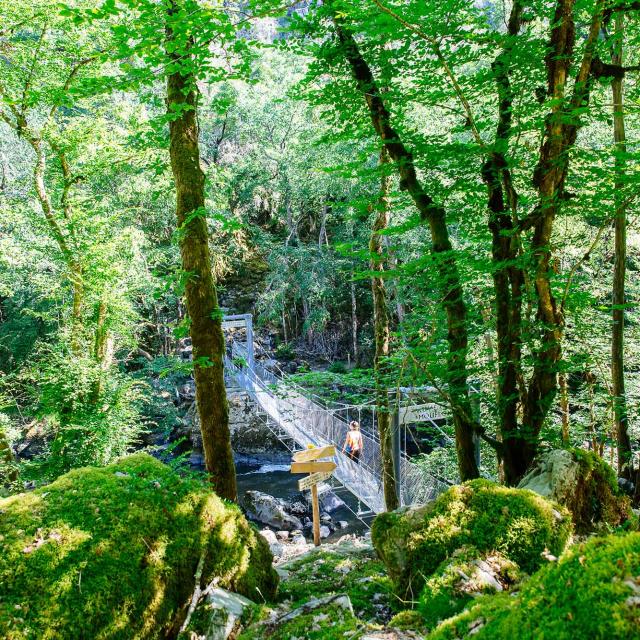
[318,201,329,249]
[166,5,236,501]
[0,427,18,484]
[370,146,399,511]
[89,295,109,403]
[519,0,603,482]
[482,0,527,484]
[350,274,359,367]
[333,16,479,480]
[28,136,84,354]
[609,12,632,479]
[559,372,570,445]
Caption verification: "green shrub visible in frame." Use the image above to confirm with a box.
[274,343,295,361]
[0,453,278,639]
[427,532,640,639]
[371,479,572,596]
[21,344,145,480]
[327,360,348,374]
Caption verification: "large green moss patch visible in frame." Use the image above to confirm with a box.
[427,532,640,639]
[371,479,572,596]
[0,453,278,639]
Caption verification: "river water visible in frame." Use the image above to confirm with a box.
[235,455,368,540]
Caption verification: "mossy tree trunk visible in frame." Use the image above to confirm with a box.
[0,427,18,483]
[482,0,526,484]
[165,2,236,501]
[370,146,399,511]
[333,15,479,481]
[511,0,603,483]
[608,12,633,480]
[29,136,84,355]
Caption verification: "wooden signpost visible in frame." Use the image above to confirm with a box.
[289,461,337,474]
[290,445,336,546]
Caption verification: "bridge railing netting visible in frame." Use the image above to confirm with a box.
[225,342,448,513]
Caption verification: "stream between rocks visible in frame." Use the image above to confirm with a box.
[235,454,368,543]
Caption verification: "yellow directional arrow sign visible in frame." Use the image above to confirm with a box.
[298,470,333,491]
[290,461,337,475]
[292,445,336,463]
[290,450,337,548]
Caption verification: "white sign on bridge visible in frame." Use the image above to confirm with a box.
[222,319,248,329]
[399,402,445,424]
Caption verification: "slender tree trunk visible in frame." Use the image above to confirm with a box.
[89,295,109,403]
[523,0,604,466]
[609,13,632,479]
[27,136,84,353]
[166,5,236,501]
[370,146,398,510]
[0,427,18,484]
[350,273,358,367]
[333,16,479,480]
[319,201,329,249]
[482,0,527,484]
[559,372,570,445]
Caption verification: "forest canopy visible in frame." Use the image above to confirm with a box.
[0,0,639,504]
[2,2,640,639]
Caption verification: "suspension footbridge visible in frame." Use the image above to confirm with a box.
[223,314,449,515]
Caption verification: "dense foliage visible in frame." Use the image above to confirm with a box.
[2,2,640,637]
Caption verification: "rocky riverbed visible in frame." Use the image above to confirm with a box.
[235,454,368,558]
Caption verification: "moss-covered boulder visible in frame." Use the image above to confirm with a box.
[371,479,572,596]
[418,546,521,630]
[517,448,632,532]
[427,532,640,639]
[0,453,278,639]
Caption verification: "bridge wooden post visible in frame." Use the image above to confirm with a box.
[392,410,402,506]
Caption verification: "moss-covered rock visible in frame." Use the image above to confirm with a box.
[389,609,428,633]
[238,538,398,638]
[418,546,521,630]
[239,597,360,640]
[371,479,572,596]
[427,532,640,639]
[518,448,632,532]
[275,541,397,622]
[0,453,278,640]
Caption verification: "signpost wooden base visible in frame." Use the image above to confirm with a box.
[290,445,336,547]
[311,483,321,546]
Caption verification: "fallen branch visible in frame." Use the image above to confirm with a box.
[179,550,206,634]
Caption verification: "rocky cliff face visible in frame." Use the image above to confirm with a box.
[172,386,287,462]
[218,253,269,315]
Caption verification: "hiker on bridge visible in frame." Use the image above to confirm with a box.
[343,421,363,464]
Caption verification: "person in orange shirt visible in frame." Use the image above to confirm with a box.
[343,420,363,464]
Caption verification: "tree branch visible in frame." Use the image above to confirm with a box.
[370,0,485,148]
